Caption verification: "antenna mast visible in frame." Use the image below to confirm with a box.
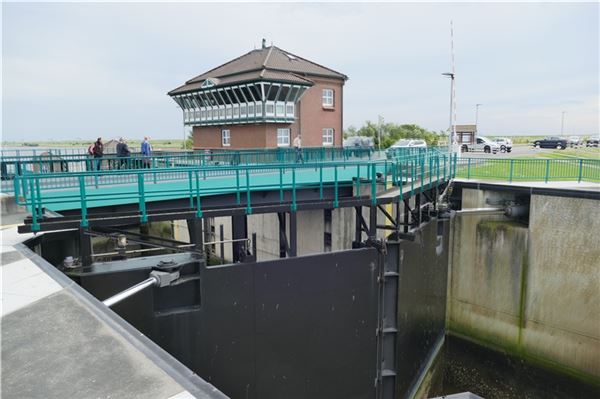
[450,20,457,155]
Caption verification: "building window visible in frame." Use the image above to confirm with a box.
[233,106,239,118]
[240,104,247,118]
[226,107,232,118]
[322,89,334,107]
[323,128,334,146]
[222,129,231,147]
[276,103,285,117]
[248,104,255,117]
[277,128,290,147]
[256,103,263,116]
[286,104,294,116]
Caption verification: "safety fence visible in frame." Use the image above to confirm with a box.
[0,147,379,190]
[455,158,600,183]
[1,147,448,193]
[14,151,456,231]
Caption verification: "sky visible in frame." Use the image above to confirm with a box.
[2,2,598,141]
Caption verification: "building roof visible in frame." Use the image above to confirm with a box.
[168,45,347,96]
[454,124,477,133]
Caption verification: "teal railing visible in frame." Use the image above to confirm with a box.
[455,158,600,183]
[15,151,457,231]
[0,147,377,191]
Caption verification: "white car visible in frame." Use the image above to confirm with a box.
[461,136,500,154]
[568,136,582,146]
[492,137,513,153]
[389,139,427,148]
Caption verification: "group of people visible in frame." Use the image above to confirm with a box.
[89,137,153,170]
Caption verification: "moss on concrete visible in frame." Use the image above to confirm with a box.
[447,322,600,388]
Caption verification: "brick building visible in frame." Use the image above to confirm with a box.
[168,40,347,149]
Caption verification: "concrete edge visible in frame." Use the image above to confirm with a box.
[406,332,445,399]
[454,180,600,200]
[14,241,229,399]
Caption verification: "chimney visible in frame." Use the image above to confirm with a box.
[262,38,266,49]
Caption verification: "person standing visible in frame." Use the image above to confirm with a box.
[293,134,303,163]
[116,137,131,169]
[141,136,153,168]
[93,137,104,171]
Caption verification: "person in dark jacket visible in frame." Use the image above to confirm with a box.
[93,137,104,171]
[116,137,131,169]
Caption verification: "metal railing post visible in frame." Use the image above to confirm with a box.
[188,170,194,209]
[194,170,202,218]
[578,159,583,183]
[245,168,252,214]
[29,177,39,232]
[79,175,88,227]
[371,163,377,205]
[544,159,550,183]
[138,173,148,223]
[333,165,339,208]
[319,164,324,200]
[236,168,241,205]
[291,166,297,211]
[467,158,471,179]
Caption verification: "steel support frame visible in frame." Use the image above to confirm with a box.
[375,238,399,399]
[231,215,248,263]
[277,211,297,258]
[79,227,92,267]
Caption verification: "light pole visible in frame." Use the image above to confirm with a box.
[442,72,456,154]
[377,115,384,152]
[560,111,566,136]
[475,103,482,129]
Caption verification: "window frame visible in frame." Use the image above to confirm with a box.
[322,128,334,146]
[277,128,290,147]
[221,129,231,147]
[322,88,334,107]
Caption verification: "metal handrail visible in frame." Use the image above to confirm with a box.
[15,151,453,231]
[454,157,600,183]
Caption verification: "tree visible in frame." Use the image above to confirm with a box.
[343,126,358,138]
[348,121,443,148]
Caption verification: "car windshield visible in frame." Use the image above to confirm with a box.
[393,140,411,146]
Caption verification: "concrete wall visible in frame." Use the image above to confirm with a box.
[448,188,600,383]
[204,208,358,263]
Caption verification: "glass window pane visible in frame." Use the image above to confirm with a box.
[276,104,284,116]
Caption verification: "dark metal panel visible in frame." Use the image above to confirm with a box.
[194,262,256,397]
[390,218,450,398]
[251,249,379,399]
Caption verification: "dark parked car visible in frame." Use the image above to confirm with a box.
[532,136,568,150]
[586,137,599,147]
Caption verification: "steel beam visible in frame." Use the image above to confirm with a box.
[288,211,297,257]
[277,212,288,258]
[79,227,92,266]
[231,215,247,263]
